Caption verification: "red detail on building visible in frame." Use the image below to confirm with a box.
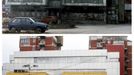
[90,40,97,49]
[106,45,125,75]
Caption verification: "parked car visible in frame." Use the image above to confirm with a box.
[8,17,48,33]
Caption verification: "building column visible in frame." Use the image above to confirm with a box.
[118,0,125,23]
[104,7,107,23]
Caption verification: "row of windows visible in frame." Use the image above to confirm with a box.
[12,18,33,23]
[8,0,104,5]
[20,38,30,45]
[8,0,43,3]
[103,36,127,41]
[63,0,104,4]
[34,57,106,63]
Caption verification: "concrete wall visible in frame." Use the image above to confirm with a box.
[3,50,120,75]
[13,57,107,64]
[3,62,120,75]
[12,50,107,57]
[62,0,106,6]
[6,0,47,5]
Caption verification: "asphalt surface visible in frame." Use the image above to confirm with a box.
[3,24,131,34]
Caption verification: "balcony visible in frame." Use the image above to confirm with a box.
[6,0,47,5]
[62,0,106,6]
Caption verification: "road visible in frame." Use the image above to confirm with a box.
[3,24,131,34]
[47,24,131,34]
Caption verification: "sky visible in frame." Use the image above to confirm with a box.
[2,35,132,63]
[2,35,19,63]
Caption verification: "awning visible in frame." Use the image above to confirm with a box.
[6,72,48,75]
[62,72,107,75]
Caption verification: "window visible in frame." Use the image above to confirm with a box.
[25,18,32,23]
[34,57,38,63]
[23,0,42,3]
[8,0,42,3]
[12,19,21,23]
[20,38,30,45]
[29,18,35,22]
[8,0,22,2]
[63,0,104,4]
[64,0,72,3]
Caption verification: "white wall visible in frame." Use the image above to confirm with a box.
[14,57,34,64]
[12,56,107,64]
[13,50,107,57]
[3,62,119,75]
[3,51,120,75]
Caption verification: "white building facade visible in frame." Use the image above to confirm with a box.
[3,50,120,75]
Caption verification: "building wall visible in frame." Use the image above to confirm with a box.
[118,0,125,23]
[6,0,107,24]
[4,60,119,75]
[6,0,131,23]
[89,36,127,49]
[4,63,119,75]
[3,50,120,75]
[106,45,124,75]
[62,0,106,6]
[6,0,47,5]
[6,0,106,6]
[13,57,107,64]
[89,36,132,75]
[125,45,132,75]
[14,57,34,64]
[12,50,108,57]
[20,36,63,51]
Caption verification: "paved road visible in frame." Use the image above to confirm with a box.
[47,24,131,34]
[3,24,131,34]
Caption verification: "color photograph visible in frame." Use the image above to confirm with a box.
[2,0,131,34]
[2,36,132,75]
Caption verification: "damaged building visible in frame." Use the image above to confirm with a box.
[5,0,131,24]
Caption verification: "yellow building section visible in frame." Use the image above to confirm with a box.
[62,71,107,75]
[6,72,48,75]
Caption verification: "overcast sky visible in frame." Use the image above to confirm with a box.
[2,35,132,63]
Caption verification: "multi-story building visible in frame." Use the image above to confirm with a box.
[89,36,132,75]
[89,36,127,49]
[3,50,120,75]
[5,0,130,24]
[3,0,6,5]
[20,36,63,51]
[5,0,47,21]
